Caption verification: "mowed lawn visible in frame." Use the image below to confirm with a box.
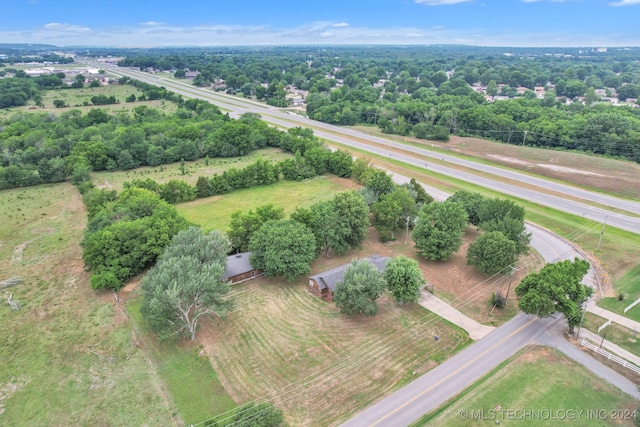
[0,183,175,426]
[421,346,638,427]
[177,174,360,232]
[198,277,470,427]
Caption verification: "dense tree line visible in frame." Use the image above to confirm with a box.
[0,98,348,190]
[81,186,191,290]
[109,45,640,161]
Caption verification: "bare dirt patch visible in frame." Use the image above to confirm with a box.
[446,135,640,198]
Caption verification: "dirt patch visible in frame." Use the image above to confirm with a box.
[487,155,606,177]
[11,240,35,263]
[0,378,28,416]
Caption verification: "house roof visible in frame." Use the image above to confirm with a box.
[222,252,255,279]
[309,255,389,292]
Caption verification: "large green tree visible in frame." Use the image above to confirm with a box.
[228,204,285,252]
[412,201,468,261]
[516,258,593,334]
[332,190,370,249]
[249,219,317,282]
[309,200,351,257]
[333,259,387,316]
[479,216,531,256]
[141,227,234,341]
[384,256,425,305]
[466,231,517,275]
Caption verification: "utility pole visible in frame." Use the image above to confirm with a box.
[504,265,519,307]
[596,215,608,251]
[576,303,587,339]
[522,130,528,146]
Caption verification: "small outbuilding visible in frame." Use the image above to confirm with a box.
[222,252,263,284]
[308,255,389,301]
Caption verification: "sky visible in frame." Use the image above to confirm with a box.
[2,0,640,48]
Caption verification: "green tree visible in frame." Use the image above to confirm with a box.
[141,227,234,341]
[466,231,517,275]
[479,216,531,256]
[333,258,387,316]
[384,256,425,305]
[365,169,395,199]
[249,219,317,282]
[217,402,284,427]
[310,201,350,257]
[487,80,498,97]
[228,204,284,253]
[516,258,593,334]
[447,191,485,226]
[412,201,468,261]
[332,190,370,249]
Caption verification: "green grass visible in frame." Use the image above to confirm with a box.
[91,148,292,191]
[582,312,640,356]
[126,297,237,425]
[177,175,358,232]
[598,266,640,322]
[0,183,175,426]
[415,346,638,426]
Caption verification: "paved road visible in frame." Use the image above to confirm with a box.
[84,61,640,235]
[340,313,564,427]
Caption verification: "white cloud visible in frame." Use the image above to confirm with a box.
[140,21,165,26]
[609,0,640,5]
[0,20,637,47]
[43,23,91,32]
[415,0,473,5]
[331,22,350,27]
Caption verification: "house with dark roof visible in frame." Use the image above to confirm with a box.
[308,255,389,301]
[222,252,263,284]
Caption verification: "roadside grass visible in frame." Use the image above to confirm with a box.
[0,183,174,426]
[582,312,640,356]
[348,124,640,200]
[198,276,471,426]
[597,266,640,322]
[92,147,292,191]
[126,297,237,425]
[327,141,640,284]
[177,175,359,232]
[415,346,638,427]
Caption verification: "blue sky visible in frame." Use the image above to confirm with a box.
[2,0,640,47]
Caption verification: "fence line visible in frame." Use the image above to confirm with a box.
[580,339,640,375]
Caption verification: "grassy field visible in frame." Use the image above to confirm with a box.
[597,266,640,322]
[92,147,293,191]
[177,174,360,232]
[582,312,640,357]
[126,297,237,425]
[0,84,179,118]
[197,275,470,426]
[0,183,175,426]
[417,346,638,426]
